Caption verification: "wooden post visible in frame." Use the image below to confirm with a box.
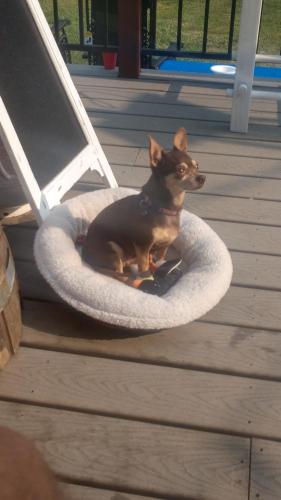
[118,0,141,78]
[230,0,263,133]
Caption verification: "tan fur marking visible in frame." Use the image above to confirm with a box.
[165,173,185,192]
[165,173,186,205]
[109,241,124,258]
[155,246,169,261]
[109,241,124,273]
[133,244,151,273]
[152,226,178,246]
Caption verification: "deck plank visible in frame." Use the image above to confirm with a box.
[250,439,281,500]
[83,165,281,201]
[207,220,281,256]
[203,286,281,331]
[73,75,234,94]
[73,74,279,106]
[82,97,279,126]
[231,252,281,291]
[2,346,281,438]
[21,299,281,380]
[96,128,281,158]
[187,195,281,227]
[0,400,250,500]
[103,144,281,179]
[78,85,280,113]
[91,111,281,141]
[61,483,162,500]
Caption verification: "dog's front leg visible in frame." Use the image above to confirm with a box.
[134,245,151,274]
[155,246,168,263]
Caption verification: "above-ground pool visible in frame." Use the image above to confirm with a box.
[159,59,281,79]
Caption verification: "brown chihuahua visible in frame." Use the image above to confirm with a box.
[83,128,205,287]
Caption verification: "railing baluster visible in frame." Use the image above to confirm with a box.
[202,0,210,54]
[105,0,109,47]
[52,0,59,42]
[142,1,148,39]
[177,0,183,51]
[85,0,90,31]
[78,0,84,46]
[150,0,157,49]
[228,0,237,57]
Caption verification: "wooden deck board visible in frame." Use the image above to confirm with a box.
[187,196,281,227]
[231,252,281,291]
[0,400,250,500]
[78,85,280,113]
[73,75,279,104]
[3,345,281,439]
[78,83,280,112]
[206,220,281,256]
[96,128,281,158]
[250,439,281,500]
[1,70,281,499]
[21,300,281,380]
[203,286,281,331]
[91,111,281,141]
[61,483,163,500]
[104,144,281,179]
[82,97,279,125]
[83,165,281,201]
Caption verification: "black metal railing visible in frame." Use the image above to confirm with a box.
[142,0,238,63]
[50,0,239,66]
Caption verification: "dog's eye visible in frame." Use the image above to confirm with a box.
[192,160,199,169]
[176,165,186,178]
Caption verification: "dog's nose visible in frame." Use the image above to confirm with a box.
[196,174,206,185]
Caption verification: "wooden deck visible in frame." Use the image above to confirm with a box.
[1,68,281,499]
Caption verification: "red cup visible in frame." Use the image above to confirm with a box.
[102,52,117,69]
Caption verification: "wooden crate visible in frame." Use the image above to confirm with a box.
[0,226,22,369]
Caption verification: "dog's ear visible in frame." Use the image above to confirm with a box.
[173,128,188,152]
[148,135,163,167]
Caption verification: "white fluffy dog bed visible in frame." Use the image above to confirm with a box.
[34,188,232,330]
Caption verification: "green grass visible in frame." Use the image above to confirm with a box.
[39,0,280,63]
[156,0,280,55]
[257,0,281,54]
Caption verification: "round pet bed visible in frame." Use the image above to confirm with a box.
[34,188,232,330]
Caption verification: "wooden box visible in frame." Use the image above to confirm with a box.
[0,226,22,368]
